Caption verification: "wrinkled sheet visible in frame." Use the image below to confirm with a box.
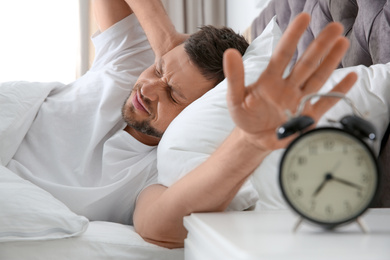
[0,81,60,166]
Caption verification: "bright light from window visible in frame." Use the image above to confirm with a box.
[0,0,79,84]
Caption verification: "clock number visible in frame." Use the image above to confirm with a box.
[325,205,333,216]
[288,172,298,182]
[361,173,370,183]
[356,155,364,166]
[297,156,307,166]
[324,139,334,150]
[344,201,352,213]
[295,188,303,198]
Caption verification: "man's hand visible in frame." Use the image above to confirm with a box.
[223,13,358,151]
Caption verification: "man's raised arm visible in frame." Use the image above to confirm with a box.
[133,13,358,249]
[124,0,188,58]
[93,0,133,32]
[93,0,187,58]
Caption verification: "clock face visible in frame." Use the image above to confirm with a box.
[279,128,379,227]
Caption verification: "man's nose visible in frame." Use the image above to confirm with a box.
[140,80,164,101]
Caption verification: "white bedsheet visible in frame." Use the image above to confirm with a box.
[0,222,183,260]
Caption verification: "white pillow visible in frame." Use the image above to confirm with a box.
[157,16,283,211]
[316,63,390,154]
[0,165,89,242]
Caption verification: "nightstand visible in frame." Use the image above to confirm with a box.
[184,209,390,260]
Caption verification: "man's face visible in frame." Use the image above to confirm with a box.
[122,44,215,142]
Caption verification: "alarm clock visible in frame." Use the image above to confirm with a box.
[277,93,380,231]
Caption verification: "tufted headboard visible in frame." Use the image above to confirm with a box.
[250,0,390,207]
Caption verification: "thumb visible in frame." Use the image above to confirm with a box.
[223,48,245,109]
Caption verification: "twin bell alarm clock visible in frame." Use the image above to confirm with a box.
[276,93,379,232]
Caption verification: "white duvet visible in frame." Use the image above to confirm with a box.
[0,81,58,166]
[0,81,183,259]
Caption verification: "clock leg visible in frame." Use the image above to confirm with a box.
[293,217,304,233]
[356,217,369,233]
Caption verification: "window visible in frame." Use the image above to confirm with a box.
[0,0,79,84]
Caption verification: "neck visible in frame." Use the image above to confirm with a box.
[124,125,160,146]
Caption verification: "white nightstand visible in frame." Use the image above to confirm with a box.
[184,209,390,260]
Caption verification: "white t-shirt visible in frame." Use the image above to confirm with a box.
[7,15,156,225]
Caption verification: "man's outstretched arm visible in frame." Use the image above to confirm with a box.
[133,13,358,249]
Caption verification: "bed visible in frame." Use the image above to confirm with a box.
[1,0,389,259]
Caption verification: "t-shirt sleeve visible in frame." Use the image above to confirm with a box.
[90,14,154,71]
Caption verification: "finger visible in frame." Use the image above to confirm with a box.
[266,13,311,76]
[302,37,350,94]
[310,72,358,120]
[287,22,344,87]
[223,48,245,109]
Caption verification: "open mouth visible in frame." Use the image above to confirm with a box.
[132,90,150,114]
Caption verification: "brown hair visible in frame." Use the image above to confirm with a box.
[184,25,249,86]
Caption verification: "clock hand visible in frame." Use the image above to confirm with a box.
[312,161,342,197]
[312,173,333,197]
[330,160,342,173]
[332,176,363,190]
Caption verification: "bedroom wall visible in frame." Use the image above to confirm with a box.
[226,0,271,33]
[0,1,79,84]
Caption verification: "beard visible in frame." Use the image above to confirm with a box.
[121,92,164,138]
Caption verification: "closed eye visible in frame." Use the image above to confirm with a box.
[155,66,162,78]
[158,58,186,104]
[166,86,178,104]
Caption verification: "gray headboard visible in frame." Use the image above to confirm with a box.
[250,0,390,207]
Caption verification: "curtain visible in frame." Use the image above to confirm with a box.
[81,0,98,76]
[161,0,226,34]
[78,0,93,78]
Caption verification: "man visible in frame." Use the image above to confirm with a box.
[123,1,357,249]
[6,0,357,249]
[6,0,247,229]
